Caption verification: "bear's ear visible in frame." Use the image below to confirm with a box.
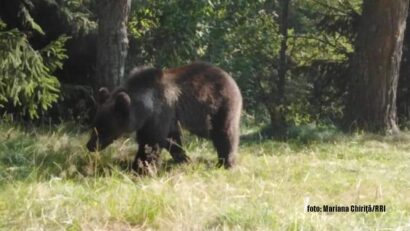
[97,87,110,104]
[115,92,131,116]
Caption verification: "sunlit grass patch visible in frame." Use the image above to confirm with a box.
[0,123,410,230]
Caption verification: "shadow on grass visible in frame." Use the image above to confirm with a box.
[0,124,221,183]
[241,123,343,145]
[0,121,348,183]
[0,124,126,183]
[356,130,410,145]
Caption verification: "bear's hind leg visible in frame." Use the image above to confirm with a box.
[211,129,238,168]
[210,106,240,168]
[211,113,240,168]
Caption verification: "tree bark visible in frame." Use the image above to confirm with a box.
[270,0,290,134]
[95,0,131,90]
[398,8,410,124]
[345,0,409,134]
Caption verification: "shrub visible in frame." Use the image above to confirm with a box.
[0,20,69,119]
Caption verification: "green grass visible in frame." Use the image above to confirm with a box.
[0,123,410,230]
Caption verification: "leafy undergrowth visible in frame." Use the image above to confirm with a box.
[0,123,410,230]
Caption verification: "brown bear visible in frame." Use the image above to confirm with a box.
[86,62,242,172]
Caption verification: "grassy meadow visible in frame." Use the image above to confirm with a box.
[0,122,410,230]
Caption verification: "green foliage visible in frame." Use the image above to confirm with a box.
[56,0,97,35]
[283,0,360,123]
[302,0,361,40]
[128,0,213,67]
[0,20,6,30]
[41,36,71,72]
[17,2,46,35]
[290,32,353,67]
[0,0,95,121]
[0,26,68,119]
[21,0,97,36]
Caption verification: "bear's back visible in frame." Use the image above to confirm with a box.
[166,62,240,103]
[125,66,163,90]
[165,62,242,137]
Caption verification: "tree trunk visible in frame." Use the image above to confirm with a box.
[95,0,131,90]
[398,8,410,124]
[270,0,290,135]
[345,0,409,134]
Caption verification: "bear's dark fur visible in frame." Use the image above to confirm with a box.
[86,62,242,171]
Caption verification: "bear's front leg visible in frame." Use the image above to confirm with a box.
[163,129,191,163]
[132,143,162,175]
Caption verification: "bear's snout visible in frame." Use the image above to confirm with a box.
[86,139,97,152]
[86,134,112,152]
[86,129,100,152]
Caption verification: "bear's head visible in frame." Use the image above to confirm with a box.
[86,87,131,152]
